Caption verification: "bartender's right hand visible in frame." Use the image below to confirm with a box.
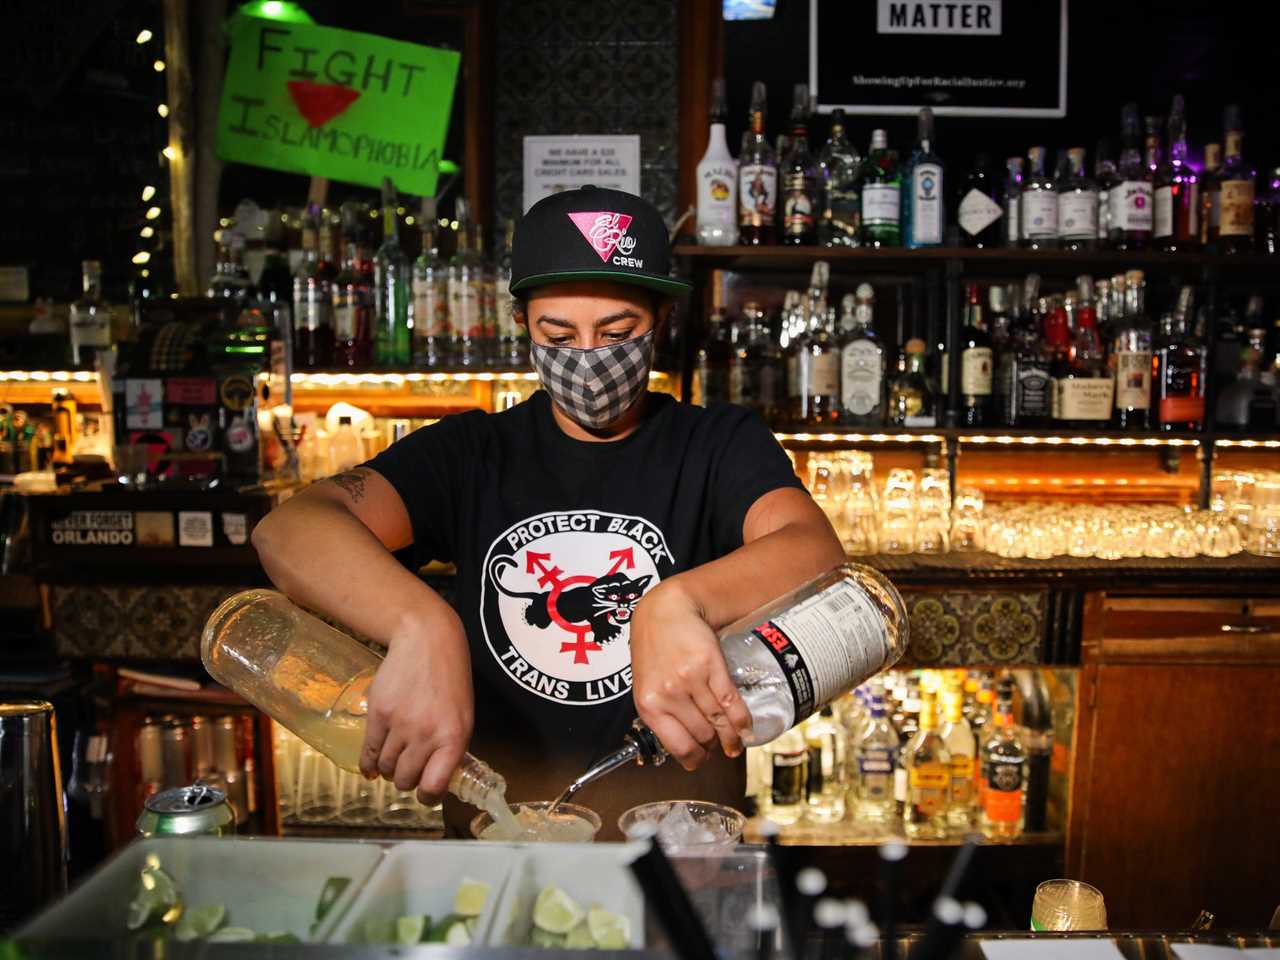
[359,608,474,804]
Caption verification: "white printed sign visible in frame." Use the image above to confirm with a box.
[522,136,641,213]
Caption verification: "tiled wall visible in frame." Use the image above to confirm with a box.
[492,0,681,230]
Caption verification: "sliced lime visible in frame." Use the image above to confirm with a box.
[362,916,393,944]
[530,927,568,949]
[587,907,631,949]
[207,927,256,943]
[127,865,182,930]
[427,914,460,943]
[532,886,584,935]
[174,904,227,942]
[566,919,595,949]
[445,921,472,946]
[255,932,302,944]
[396,915,428,945]
[454,878,491,917]
[465,917,478,936]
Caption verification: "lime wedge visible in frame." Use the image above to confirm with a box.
[396,915,427,945]
[255,932,302,944]
[587,907,631,949]
[174,904,227,942]
[427,915,459,943]
[566,919,595,949]
[533,886,583,935]
[530,927,568,949]
[126,865,182,930]
[445,921,472,946]
[207,927,256,943]
[454,878,491,917]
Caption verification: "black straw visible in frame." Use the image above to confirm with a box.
[760,819,804,960]
[878,841,908,960]
[909,897,964,960]
[628,836,718,960]
[749,902,781,960]
[938,835,981,903]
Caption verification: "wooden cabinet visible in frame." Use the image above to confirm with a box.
[1066,593,1280,929]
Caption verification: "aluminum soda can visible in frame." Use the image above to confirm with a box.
[135,781,236,838]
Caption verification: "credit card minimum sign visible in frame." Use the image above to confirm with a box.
[216,14,460,195]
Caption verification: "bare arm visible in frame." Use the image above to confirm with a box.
[251,468,472,800]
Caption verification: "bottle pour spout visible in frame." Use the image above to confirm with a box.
[551,720,666,810]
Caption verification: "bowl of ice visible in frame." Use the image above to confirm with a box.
[617,800,745,854]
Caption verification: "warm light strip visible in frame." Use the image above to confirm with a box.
[0,370,98,383]
[286,370,670,386]
[775,432,946,444]
[1216,438,1280,449]
[959,434,1199,448]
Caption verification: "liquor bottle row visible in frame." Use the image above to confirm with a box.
[696,79,1280,255]
[752,668,1052,840]
[694,263,1280,432]
[136,713,257,828]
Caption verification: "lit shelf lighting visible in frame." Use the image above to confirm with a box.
[0,371,98,383]
[1216,438,1280,449]
[775,432,945,444]
[959,434,1199,448]
[285,370,669,386]
[135,28,153,44]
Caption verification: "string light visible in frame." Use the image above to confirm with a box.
[132,251,152,265]
[141,185,156,201]
[140,226,155,238]
[145,206,162,220]
[162,145,177,160]
[140,269,150,277]
[157,103,169,118]
[153,59,166,72]
[136,29,153,43]
[405,215,415,225]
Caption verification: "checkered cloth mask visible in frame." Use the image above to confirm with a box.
[530,330,655,428]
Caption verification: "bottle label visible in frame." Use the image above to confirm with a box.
[1219,180,1255,237]
[1015,364,1052,417]
[739,164,777,227]
[1057,191,1097,239]
[1159,394,1205,425]
[1054,377,1115,420]
[1020,191,1058,239]
[295,282,330,333]
[958,188,1002,237]
[411,276,449,337]
[448,277,483,338]
[809,353,840,398]
[910,163,944,243]
[910,763,949,816]
[770,751,806,806]
[332,287,368,339]
[494,288,518,339]
[749,577,890,725]
[1096,189,1110,239]
[841,340,882,414]
[1114,350,1152,410]
[1154,186,1174,239]
[697,162,739,229]
[939,349,948,395]
[822,183,862,246]
[894,765,908,803]
[949,756,974,806]
[1110,181,1154,231]
[1006,197,1019,244]
[961,347,993,396]
[783,185,816,237]
[862,183,900,226]
[858,746,895,777]
[982,763,1023,823]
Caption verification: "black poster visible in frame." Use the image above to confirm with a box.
[810,0,1068,118]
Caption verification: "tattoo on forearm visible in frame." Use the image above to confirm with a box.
[328,469,368,502]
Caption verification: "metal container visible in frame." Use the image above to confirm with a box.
[0,700,68,930]
[135,781,236,838]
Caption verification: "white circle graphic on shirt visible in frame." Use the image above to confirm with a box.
[479,510,671,706]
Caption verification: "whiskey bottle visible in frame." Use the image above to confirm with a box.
[958,153,1003,248]
[1112,271,1154,431]
[780,84,819,246]
[959,282,993,427]
[1200,142,1223,250]
[903,107,945,249]
[411,198,450,368]
[1019,146,1058,250]
[799,304,841,426]
[731,301,783,424]
[293,204,333,370]
[1216,326,1277,431]
[738,82,777,246]
[695,78,739,246]
[1217,105,1256,255]
[1093,138,1119,248]
[1054,288,1114,429]
[1109,103,1154,250]
[817,108,861,247]
[1155,287,1207,431]
[860,129,901,247]
[903,698,951,840]
[693,308,734,406]
[887,338,937,427]
[839,284,885,426]
[372,179,411,368]
[1005,278,1052,428]
[1056,147,1097,251]
[1002,157,1023,248]
[1154,95,1199,252]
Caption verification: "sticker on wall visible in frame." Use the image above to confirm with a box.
[178,511,215,547]
[125,379,164,429]
[135,511,176,547]
[222,513,248,546]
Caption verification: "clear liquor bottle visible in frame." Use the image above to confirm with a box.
[1112,271,1153,431]
[449,200,487,368]
[696,78,739,246]
[69,260,111,367]
[332,208,373,368]
[854,692,899,823]
[903,107,945,249]
[888,338,937,427]
[694,308,734,406]
[1002,157,1023,248]
[373,181,411,368]
[1057,147,1097,251]
[1217,105,1256,255]
[817,108,861,247]
[780,84,819,246]
[979,709,1025,839]
[411,199,449,368]
[859,129,901,247]
[293,204,333,370]
[1154,96,1200,252]
[957,152,1003,248]
[941,691,976,831]
[1109,103,1154,250]
[803,706,847,823]
[839,283,885,426]
[1155,287,1207,431]
[959,282,994,427]
[208,229,252,301]
[731,301,783,423]
[738,81,777,246]
[1054,288,1113,428]
[801,304,841,426]
[782,290,806,421]
[903,699,951,839]
[1019,146,1058,250]
[492,219,526,367]
[1093,138,1119,248]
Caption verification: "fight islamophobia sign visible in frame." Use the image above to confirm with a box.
[216,14,460,194]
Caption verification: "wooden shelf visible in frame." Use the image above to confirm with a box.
[743,816,1061,847]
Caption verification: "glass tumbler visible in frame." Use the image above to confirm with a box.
[295,744,340,824]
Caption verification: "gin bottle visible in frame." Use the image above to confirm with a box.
[958,153,1003,248]
[903,107,944,249]
[838,284,885,426]
[817,108,861,247]
[860,129,901,247]
[1056,147,1097,251]
[1019,146,1058,250]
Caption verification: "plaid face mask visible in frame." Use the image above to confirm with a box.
[530,330,655,429]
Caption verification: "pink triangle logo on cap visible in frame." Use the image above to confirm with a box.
[568,211,637,262]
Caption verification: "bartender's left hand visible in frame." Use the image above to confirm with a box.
[631,579,753,771]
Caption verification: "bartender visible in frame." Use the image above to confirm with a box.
[252,186,844,837]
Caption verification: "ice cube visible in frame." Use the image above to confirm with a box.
[654,803,728,849]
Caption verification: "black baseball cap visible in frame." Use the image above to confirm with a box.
[510,186,691,298]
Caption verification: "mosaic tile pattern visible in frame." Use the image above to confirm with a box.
[900,589,1047,667]
[492,0,680,231]
[52,584,244,660]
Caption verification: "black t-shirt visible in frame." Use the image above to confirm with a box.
[365,390,802,836]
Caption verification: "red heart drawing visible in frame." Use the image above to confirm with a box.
[287,80,360,129]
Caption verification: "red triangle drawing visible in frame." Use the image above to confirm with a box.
[286,80,360,129]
